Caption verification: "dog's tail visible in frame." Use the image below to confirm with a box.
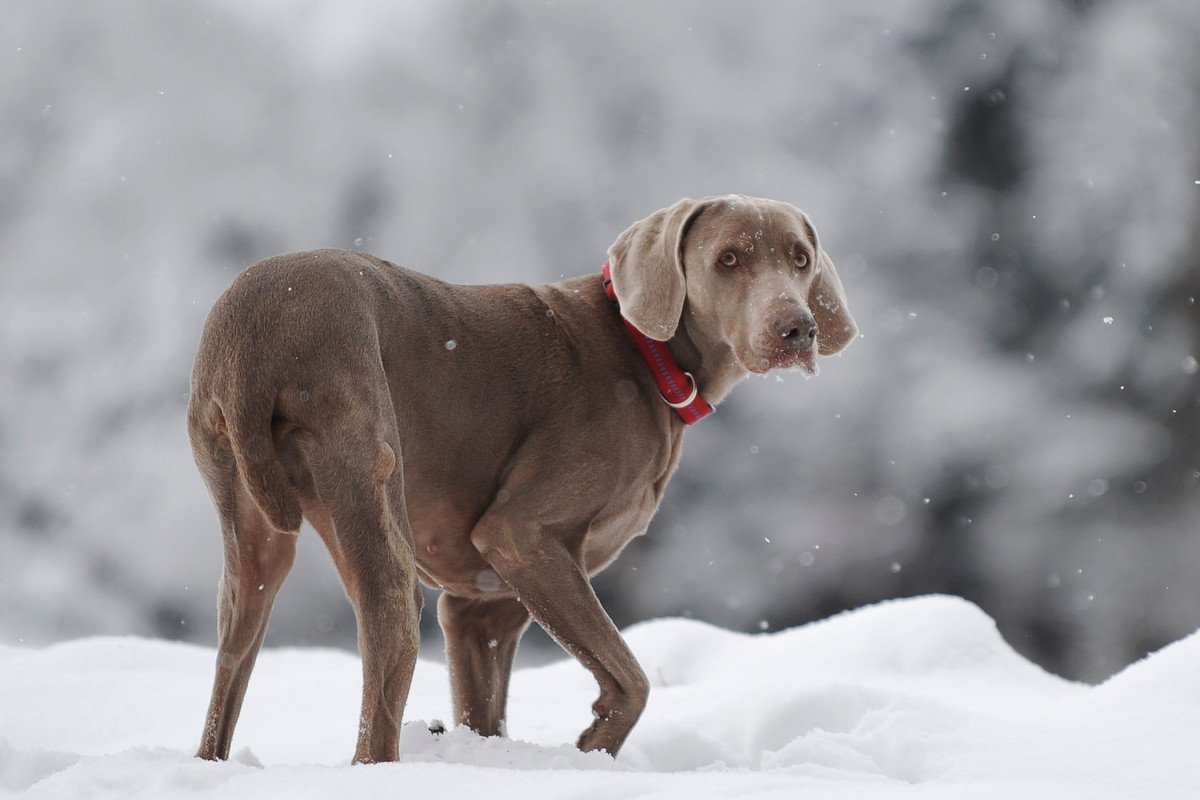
[225,394,303,534]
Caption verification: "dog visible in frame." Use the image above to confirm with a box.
[188,195,857,763]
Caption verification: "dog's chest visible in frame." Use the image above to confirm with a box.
[581,512,651,575]
[578,476,671,575]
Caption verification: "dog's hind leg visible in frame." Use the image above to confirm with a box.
[301,410,421,764]
[195,464,297,761]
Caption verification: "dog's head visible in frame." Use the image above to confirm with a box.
[608,195,857,375]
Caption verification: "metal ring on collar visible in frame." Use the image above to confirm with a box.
[662,372,699,409]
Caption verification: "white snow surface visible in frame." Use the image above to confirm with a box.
[2,595,1197,799]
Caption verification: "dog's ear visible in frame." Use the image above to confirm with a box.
[608,198,707,341]
[799,211,858,356]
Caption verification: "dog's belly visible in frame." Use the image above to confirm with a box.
[406,499,503,599]
[414,547,509,599]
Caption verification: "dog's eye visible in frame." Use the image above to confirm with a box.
[719,251,738,268]
[794,248,810,270]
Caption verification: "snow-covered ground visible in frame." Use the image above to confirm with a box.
[2,595,1197,799]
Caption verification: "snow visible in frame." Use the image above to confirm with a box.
[3,595,1198,799]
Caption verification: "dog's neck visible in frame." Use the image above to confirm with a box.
[669,309,748,407]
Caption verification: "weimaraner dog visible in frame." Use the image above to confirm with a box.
[189,195,857,763]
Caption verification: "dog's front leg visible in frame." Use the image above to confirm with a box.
[470,514,649,757]
[437,593,532,736]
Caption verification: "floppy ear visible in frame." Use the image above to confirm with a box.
[607,198,706,341]
[800,212,858,356]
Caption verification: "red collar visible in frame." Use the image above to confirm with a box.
[602,262,714,425]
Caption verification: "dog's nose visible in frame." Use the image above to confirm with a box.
[774,309,818,350]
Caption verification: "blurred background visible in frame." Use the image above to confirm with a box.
[3,0,1199,682]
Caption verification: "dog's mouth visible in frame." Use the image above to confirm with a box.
[791,349,819,377]
[744,347,819,377]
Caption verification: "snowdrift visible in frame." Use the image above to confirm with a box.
[2,595,1197,799]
